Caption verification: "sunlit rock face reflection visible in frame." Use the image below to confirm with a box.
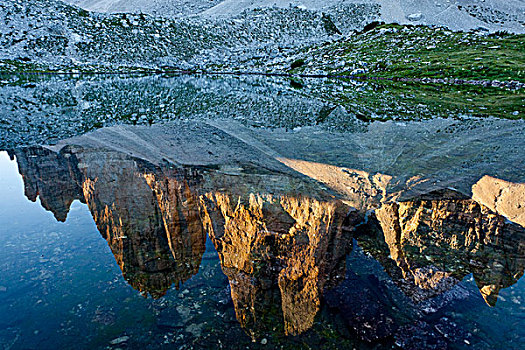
[200,187,358,336]
[359,189,525,306]
[472,175,525,228]
[142,168,206,287]
[276,157,392,212]
[9,131,525,340]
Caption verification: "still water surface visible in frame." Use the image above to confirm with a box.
[0,75,524,349]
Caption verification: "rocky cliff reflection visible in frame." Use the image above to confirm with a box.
[12,146,206,298]
[201,191,357,336]
[360,189,525,306]
[9,143,525,339]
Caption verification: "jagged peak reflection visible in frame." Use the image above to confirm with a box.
[200,190,357,336]
[360,189,525,306]
[10,145,525,337]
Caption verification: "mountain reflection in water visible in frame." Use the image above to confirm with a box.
[9,136,524,341]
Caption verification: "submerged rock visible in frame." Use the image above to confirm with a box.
[109,335,130,345]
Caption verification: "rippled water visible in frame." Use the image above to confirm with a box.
[0,75,524,349]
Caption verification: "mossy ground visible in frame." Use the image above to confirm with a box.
[316,80,524,121]
[289,24,525,83]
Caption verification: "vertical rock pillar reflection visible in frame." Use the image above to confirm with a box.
[83,159,206,298]
[362,189,525,305]
[11,144,525,339]
[200,191,358,336]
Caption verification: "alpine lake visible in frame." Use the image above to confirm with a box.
[0,73,523,349]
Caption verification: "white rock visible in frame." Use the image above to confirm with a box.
[407,13,423,21]
[110,336,130,345]
[350,68,366,75]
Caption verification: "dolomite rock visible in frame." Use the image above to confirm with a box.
[360,189,525,305]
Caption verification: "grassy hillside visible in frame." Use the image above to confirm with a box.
[285,23,525,83]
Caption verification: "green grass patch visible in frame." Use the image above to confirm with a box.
[307,79,524,121]
[291,24,525,83]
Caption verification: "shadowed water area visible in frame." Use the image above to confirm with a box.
[0,74,524,349]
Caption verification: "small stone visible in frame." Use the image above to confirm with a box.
[185,323,203,337]
[350,68,366,75]
[0,286,7,292]
[110,336,130,345]
[407,13,423,21]
[261,338,268,345]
